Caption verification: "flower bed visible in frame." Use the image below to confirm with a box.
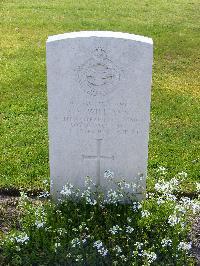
[1,172,200,265]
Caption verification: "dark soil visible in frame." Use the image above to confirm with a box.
[191,216,200,265]
[0,195,20,234]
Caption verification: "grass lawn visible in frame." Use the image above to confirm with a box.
[0,0,199,193]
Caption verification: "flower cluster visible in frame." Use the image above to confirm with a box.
[132,202,142,211]
[142,250,157,264]
[34,206,47,229]
[60,183,74,197]
[161,238,172,247]
[126,225,134,234]
[1,172,199,265]
[109,225,122,235]
[105,189,123,204]
[93,240,108,257]
[71,238,81,248]
[156,166,167,175]
[178,241,192,251]
[81,187,97,205]
[155,177,180,194]
[141,210,151,218]
[104,170,114,180]
[10,233,29,245]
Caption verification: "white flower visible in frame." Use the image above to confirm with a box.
[179,197,200,214]
[180,197,192,205]
[178,241,192,251]
[15,233,29,245]
[196,183,200,192]
[16,246,21,251]
[38,191,50,198]
[165,193,177,201]
[60,184,73,197]
[138,173,145,181]
[118,180,132,190]
[142,251,157,263]
[56,228,66,236]
[100,248,108,257]
[168,214,180,226]
[105,189,123,204]
[175,204,186,214]
[161,238,172,247]
[54,242,61,252]
[34,207,47,229]
[113,245,122,254]
[178,171,188,178]
[84,176,95,186]
[81,189,97,205]
[191,201,200,214]
[75,255,83,262]
[43,179,49,185]
[146,193,155,199]
[180,222,186,229]
[157,197,165,205]
[90,198,97,205]
[82,238,87,244]
[124,182,130,188]
[127,217,132,223]
[104,170,114,180]
[109,225,122,235]
[71,238,80,248]
[141,210,150,218]
[19,192,29,201]
[35,221,45,228]
[155,176,181,194]
[132,202,142,211]
[157,166,167,174]
[120,255,127,262]
[170,177,179,186]
[155,182,168,192]
[93,240,108,257]
[93,240,103,249]
[134,242,143,250]
[131,182,137,191]
[126,226,134,233]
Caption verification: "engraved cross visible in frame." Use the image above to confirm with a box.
[82,139,114,185]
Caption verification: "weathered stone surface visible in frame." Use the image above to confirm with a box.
[46,31,153,198]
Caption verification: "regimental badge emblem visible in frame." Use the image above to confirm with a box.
[77,47,121,97]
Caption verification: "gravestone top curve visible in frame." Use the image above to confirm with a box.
[47,31,153,44]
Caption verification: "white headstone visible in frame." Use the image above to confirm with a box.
[46,31,153,199]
